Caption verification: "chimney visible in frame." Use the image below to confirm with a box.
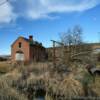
[29,35,33,41]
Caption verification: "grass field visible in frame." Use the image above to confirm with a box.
[0,61,99,100]
[0,61,13,73]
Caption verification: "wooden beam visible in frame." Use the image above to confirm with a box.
[51,40,64,67]
[51,40,64,45]
[51,40,56,67]
[71,50,92,58]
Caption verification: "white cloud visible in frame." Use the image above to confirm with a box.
[0,0,100,24]
[24,0,100,19]
[0,1,16,24]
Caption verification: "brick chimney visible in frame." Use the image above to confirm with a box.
[29,35,33,41]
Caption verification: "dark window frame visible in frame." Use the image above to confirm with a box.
[19,42,22,48]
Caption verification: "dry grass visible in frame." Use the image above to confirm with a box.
[59,74,84,98]
[0,63,50,100]
[0,72,22,87]
[15,62,49,76]
[28,62,49,73]
[0,78,28,100]
[0,64,28,100]
[0,61,99,99]
[46,73,84,99]
[89,76,100,96]
[45,94,54,100]
[0,61,13,73]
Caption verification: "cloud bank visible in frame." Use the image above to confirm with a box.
[0,0,100,23]
[0,1,16,24]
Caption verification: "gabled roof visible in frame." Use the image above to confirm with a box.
[11,36,29,47]
[11,36,44,47]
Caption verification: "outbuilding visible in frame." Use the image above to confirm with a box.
[11,35,46,63]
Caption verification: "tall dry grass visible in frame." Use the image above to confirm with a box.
[59,74,84,98]
[0,61,99,100]
[46,73,85,100]
[0,62,13,73]
[88,76,100,96]
[0,78,28,100]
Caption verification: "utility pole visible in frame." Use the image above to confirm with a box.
[51,40,56,67]
[51,40,64,67]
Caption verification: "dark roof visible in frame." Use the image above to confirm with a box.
[23,37,29,42]
[11,36,28,47]
[11,36,43,47]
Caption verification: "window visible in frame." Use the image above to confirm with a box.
[19,42,22,48]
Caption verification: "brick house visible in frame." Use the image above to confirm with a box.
[11,35,47,63]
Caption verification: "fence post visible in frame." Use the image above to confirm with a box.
[51,40,64,68]
[51,40,56,67]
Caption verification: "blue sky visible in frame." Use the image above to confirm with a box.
[0,0,100,55]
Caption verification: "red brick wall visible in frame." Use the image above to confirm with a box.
[11,37,30,62]
[11,37,47,63]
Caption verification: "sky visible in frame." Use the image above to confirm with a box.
[0,0,100,55]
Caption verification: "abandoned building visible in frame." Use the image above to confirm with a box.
[11,35,100,63]
[11,35,47,63]
[47,43,100,62]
